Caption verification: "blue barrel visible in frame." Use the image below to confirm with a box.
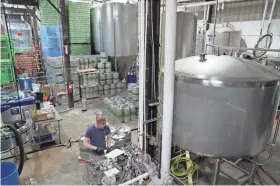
[1,162,20,185]
[19,77,33,90]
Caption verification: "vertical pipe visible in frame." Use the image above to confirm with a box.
[160,0,177,180]
[202,6,207,53]
[260,0,269,36]
[138,0,146,151]
[267,0,276,33]
[212,159,222,185]
[143,0,148,154]
[212,0,218,54]
[60,0,74,108]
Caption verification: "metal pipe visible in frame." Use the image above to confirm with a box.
[233,158,242,165]
[259,165,280,185]
[260,0,269,36]
[212,159,221,185]
[178,0,244,8]
[222,158,250,175]
[138,0,145,151]
[143,0,148,154]
[160,0,177,180]
[249,157,258,184]
[204,5,211,53]
[267,0,276,33]
[237,157,258,185]
[206,44,280,52]
[121,172,150,185]
[212,0,218,54]
[201,5,207,53]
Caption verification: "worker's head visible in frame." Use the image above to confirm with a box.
[96,116,106,129]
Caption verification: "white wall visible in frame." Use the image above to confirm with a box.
[196,19,280,57]
[230,19,280,56]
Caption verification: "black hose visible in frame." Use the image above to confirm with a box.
[1,124,24,175]
[1,139,80,161]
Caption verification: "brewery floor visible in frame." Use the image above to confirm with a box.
[15,98,139,185]
[3,98,280,185]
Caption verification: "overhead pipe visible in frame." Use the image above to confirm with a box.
[206,44,280,52]
[160,0,177,180]
[267,0,276,33]
[138,0,146,151]
[177,0,244,8]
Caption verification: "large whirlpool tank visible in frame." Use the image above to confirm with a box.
[161,54,280,158]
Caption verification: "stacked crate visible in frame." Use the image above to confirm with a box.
[39,0,62,58]
[1,35,16,86]
[68,1,91,55]
[45,56,80,102]
[39,0,60,26]
[70,45,92,55]
[40,26,63,57]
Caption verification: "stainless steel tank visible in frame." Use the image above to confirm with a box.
[91,7,102,54]
[95,2,137,79]
[206,26,241,55]
[1,110,33,152]
[160,54,280,158]
[176,12,197,59]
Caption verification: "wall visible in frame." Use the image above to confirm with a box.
[194,0,280,57]
[211,0,280,22]
[229,19,280,56]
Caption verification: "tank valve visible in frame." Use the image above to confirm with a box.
[199,53,207,62]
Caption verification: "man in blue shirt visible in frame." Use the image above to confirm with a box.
[83,116,111,157]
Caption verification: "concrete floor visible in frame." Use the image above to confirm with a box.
[3,98,280,185]
[17,98,138,185]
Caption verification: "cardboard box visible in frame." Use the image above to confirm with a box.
[35,108,55,121]
[43,85,51,97]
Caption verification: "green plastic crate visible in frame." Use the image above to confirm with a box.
[39,0,60,26]
[1,68,10,85]
[0,35,16,85]
[70,44,91,55]
[68,1,91,44]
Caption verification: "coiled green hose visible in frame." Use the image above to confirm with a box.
[170,154,198,184]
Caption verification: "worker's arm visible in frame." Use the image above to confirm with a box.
[83,137,97,150]
[107,135,111,148]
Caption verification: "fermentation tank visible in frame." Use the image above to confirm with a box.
[91,3,137,79]
[176,12,197,59]
[160,54,280,158]
[91,7,102,54]
[206,26,241,55]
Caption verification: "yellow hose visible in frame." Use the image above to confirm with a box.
[170,154,198,185]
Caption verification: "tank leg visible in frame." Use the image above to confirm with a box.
[212,158,222,185]
[249,156,258,184]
